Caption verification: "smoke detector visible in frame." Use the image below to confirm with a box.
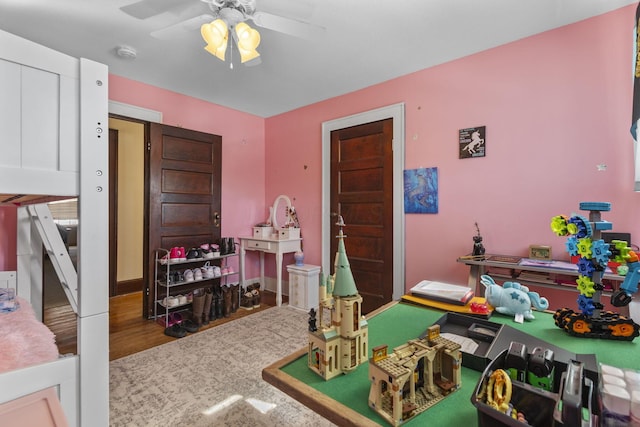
[115,45,137,60]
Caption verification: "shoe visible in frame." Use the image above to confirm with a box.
[181,318,200,333]
[210,290,219,321]
[171,270,184,284]
[214,288,224,319]
[172,312,183,324]
[240,291,254,310]
[169,247,182,263]
[225,238,236,254]
[159,312,181,328]
[184,269,194,282]
[210,244,220,257]
[212,266,222,277]
[192,289,206,326]
[186,248,200,260]
[221,266,229,275]
[208,265,216,278]
[203,288,213,325]
[231,283,239,313]
[219,238,228,255]
[200,244,215,259]
[164,324,187,338]
[176,294,187,305]
[248,283,261,308]
[222,286,232,317]
[252,289,260,308]
[162,296,179,307]
[201,262,215,279]
[194,268,203,281]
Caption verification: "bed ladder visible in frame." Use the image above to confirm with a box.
[27,203,78,314]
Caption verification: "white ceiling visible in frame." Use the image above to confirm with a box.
[0,0,636,118]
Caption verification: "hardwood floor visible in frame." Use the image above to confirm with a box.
[44,290,285,361]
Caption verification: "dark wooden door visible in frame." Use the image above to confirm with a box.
[145,124,222,317]
[330,118,394,314]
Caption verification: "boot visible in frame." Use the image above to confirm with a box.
[226,237,236,254]
[249,283,261,308]
[203,288,213,325]
[231,283,239,313]
[222,286,232,317]
[215,287,224,319]
[240,288,254,310]
[252,287,261,308]
[219,238,229,255]
[210,292,218,321]
[192,290,206,327]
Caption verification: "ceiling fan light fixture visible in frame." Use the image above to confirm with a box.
[234,22,260,63]
[201,19,228,61]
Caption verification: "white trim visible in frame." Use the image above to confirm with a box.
[321,103,405,301]
[108,100,162,123]
[635,140,640,191]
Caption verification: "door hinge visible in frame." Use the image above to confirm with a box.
[146,141,151,151]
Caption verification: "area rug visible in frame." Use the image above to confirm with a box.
[109,306,336,426]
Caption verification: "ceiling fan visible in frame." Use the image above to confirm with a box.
[120,0,324,66]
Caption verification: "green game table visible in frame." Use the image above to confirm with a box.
[262,301,639,426]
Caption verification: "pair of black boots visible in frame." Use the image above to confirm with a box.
[209,283,240,320]
[219,237,236,255]
[207,284,239,321]
[207,287,224,322]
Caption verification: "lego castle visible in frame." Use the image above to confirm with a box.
[307,217,368,380]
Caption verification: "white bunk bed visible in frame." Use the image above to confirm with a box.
[0,29,109,427]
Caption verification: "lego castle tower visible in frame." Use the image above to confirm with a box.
[307,216,368,380]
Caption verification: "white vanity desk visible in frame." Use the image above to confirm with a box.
[239,236,302,307]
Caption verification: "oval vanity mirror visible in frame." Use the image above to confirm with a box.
[271,194,292,228]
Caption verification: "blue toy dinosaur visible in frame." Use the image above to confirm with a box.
[480,274,549,320]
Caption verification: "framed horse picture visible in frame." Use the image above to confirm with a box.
[459,126,486,159]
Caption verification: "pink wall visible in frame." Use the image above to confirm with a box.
[109,75,266,274]
[265,5,640,293]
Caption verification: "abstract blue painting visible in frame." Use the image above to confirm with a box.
[404,167,438,214]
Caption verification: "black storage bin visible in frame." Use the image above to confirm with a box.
[471,349,598,427]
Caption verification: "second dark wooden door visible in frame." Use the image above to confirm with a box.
[330,118,394,314]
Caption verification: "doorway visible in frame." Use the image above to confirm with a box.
[322,103,405,313]
[109,118,146,297]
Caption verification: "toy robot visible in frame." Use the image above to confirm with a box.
[550,202,639,341]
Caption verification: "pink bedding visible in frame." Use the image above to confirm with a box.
[0,297,59,373]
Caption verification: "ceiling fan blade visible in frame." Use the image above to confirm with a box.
[252,11,325,39]
[120,0,184,19]
[258,0,315,22]
[151,14,215,40]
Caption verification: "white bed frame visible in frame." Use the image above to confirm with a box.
[0,29,109,427]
